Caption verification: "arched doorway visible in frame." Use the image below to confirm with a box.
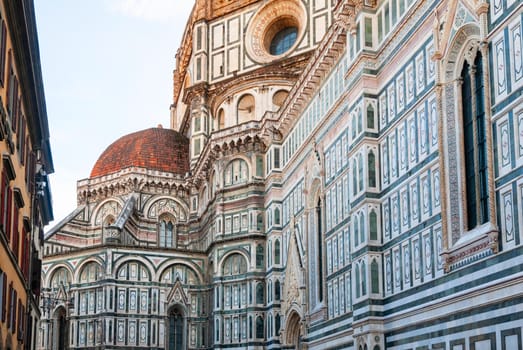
[167,305,186,350]
[53,306,68,350]
[285,311,302,349]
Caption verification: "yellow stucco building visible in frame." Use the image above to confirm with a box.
[0,1,53,350]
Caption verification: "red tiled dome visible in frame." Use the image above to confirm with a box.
[90,127,189,178]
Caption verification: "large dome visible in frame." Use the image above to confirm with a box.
[90,127,189,178]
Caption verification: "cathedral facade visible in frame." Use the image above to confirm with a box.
[40,0,523,349]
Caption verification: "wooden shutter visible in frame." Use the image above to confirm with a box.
[6,283,12,329]
[6,187,11,242]
[0,170,4,230]
[0,20,6,87]
[1,273,6,322]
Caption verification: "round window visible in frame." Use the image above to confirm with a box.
[269,27,298,55]
[245,0,307,64]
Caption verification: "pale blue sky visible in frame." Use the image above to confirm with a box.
[35,0,195,227]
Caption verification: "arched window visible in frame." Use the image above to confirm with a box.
[274,208,281,225]
[352,160,358,196]
[218,108,225,130]
[274,280,281,301]
[354,216,359,246]
[268,281,273,303]
[371,259,379,294]
[55,306,68,350]
[215,319,220,342]
[268,314,273,338]
[355,264,361,298]
[256,316,264,339]
[369,210,378,241]
[80,262,102,283]
[256,244,264,268]
[117,261,151,282]
[359,212,365,244]
[462,51,489,230]
[368,151,376,188]
[160,264,199,285]
[357,107,363,133]
[275,314,281,335]
[224,159,248,187]
[274,239,281,265]
[237,94,255,124]
[256,283,264,304]
[256,214,264,231]
[168,307,185,350]
[50,267,71,290]
[352,114,357,139]
[366,103,375,129]
[222,254,248,276]
[268,240,273,267]
[361,261,367,296]
[358,153,364,191]
[158,215,176,248]
[272,90,289,109]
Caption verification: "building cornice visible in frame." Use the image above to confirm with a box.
[76,167,189,205]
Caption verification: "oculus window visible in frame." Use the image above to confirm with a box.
[269,27,298,55]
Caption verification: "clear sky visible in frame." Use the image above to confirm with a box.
[34,0,195,228]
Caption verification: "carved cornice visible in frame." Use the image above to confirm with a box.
[442,228,499,273]
[274,19,347,137]
[77,168,189,205]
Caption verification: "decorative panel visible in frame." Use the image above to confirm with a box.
[493,33,508,101]
[415,51,425,93]
[510,19,523,88]
[500,186,515,247]
[406,62,415,105]
[385,252,393,294]
[212,23,225,49]
[227,17,240,44]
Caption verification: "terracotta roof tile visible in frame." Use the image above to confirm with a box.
[90,128,189,178]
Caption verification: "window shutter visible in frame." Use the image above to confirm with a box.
[1,273,6,322]
[17,299,23,340]
[0,170,4,230]
[11,288,16,333]
[0,21,6,87]
[5,51,11,115]
[6,187,11,242]
[19,118,25,165]
[7,283,12,329]
[12,206,18,262]
[29,152,36,194]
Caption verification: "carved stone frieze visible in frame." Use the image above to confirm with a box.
[77,168,188,205]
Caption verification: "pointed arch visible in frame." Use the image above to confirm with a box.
[166,303,187,350]
[441,21,495,246]
[284,310,302,347]
[371,259,379,294]
[52,306,68,350]
[275,279,281,301]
